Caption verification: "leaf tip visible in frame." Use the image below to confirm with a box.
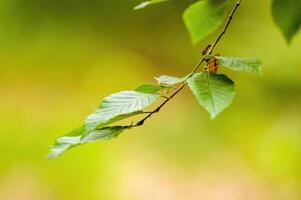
[258,70,264,76]
[134,2,149,10]
[210,113,218,119]
[257,62,264,76]
[45,151,58,160]
[191,37,200,45]
[134,0,170,10]
[284,36,293,46]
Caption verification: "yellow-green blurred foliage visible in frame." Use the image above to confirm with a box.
[0,0,301,199]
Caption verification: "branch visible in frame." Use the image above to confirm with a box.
[208,0,241,55]
[133,0,242,128]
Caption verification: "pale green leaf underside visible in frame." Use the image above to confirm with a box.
[135,83,165,93]
[272,0,301,43]
[183,0,228,44]
[86,91,160,130]
[47,126,126,159]
[155,74,190,86]
[49,90,160,158]
[216,56,262,75]
[134,0,170,10]
[187,72,235,119]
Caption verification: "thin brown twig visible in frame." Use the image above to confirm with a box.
[208,0,241,55]
[133,0,242,128]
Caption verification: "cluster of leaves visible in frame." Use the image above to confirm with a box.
[48,55,262,158]
[48,89,162,158]
[135,0,301,44]
[47,0,268,158]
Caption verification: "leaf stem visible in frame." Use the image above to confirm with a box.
[133,0,242,128]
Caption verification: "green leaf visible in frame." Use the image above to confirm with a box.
[47,126,127,159]
[215,56,262,75]
[155,74,190,86]
[86,91,160,130]
[187,72,235,119]
[272,0,301,44]
[135,83,165,93]
[134,0,170,10]
[183,0,228,44]
[81,126,125,142]
[47,126,85,159]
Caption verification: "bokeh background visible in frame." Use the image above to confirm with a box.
[0,0,301,199]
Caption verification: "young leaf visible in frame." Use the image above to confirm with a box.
[187,72,235,119]
[183,0,228,44]
[81,126,126,143]
[47,126,86,159]
[47,126,127,159]
[215,56,262,75]
[135,83,165,93]
[86,91,160,130]
[272,0,301,44]
[155,74,190,86]
[134,0,170,10]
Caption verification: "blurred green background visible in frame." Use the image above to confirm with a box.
[0,0,301,199]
